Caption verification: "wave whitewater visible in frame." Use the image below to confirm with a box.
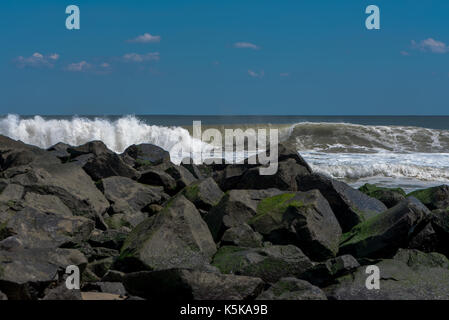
[1,115,448,188]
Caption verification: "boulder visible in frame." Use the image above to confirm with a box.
[0,135,60,171]
[1,207,95,249]
[165,164,197,190]
[117,195,216,272]
[212,245,314,283]
[121,144,170,168]
[181,177,224,211]
[123,269,264,300]
[296,173,388,232]
[227,159,310,191]
[22,192,73,217]
[359,184,406,208]
[0,290,7,300]
[221,223,263,248]
[67,141,138,181]
[88,229,128,250]
[99,176,165,228]
[204,189,284,242]
[325,249,449,300]
[300,255,360,286]
[256,278,327,300]
[407,185,449,211]
[83,282,126,296]
[339,197,431,258]
[42,283,82,300]
[138,169,178,195]
[0,248,87,300]
[249,190,342,261]
[47,143,71,162]
[9,162,109,222]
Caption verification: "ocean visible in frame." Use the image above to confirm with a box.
[1,114,448,193]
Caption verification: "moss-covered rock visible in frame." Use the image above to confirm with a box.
[250,190,342,261]
[181,177,224,211]
[359,183,406,208]
[117,195,216,272]
[407,185,449,211]
[340,197,431,258]
[211,245,314,283]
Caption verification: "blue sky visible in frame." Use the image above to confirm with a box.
[0,0,449,115]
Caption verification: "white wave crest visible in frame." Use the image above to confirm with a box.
[0,114,211,163]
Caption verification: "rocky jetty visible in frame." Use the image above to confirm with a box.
[1,134,449,300]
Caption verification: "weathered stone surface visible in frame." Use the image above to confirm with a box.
[22,192,73,217]
[9,163,109,221]
[408,185,449,211]
[229,159,310,191]
[221,223,263,248]
[1,207,94,249]
[42,283,82,300]
[212,245,314,283]
[138,169,177,195]
[181,177,224,211]
[83,282,126,296]
[0,248,87,300]
[121,144,170,168]
[297,173,388,232]
[325,249,449,300]
[88,229,128,250]
[339,197,431,258]
[47,143,71,162]
[101,270,125,283]
[256,278,327,300]
[300,255,360,286]
[204,189,284,241]
[359,183,406,208]
[165,164,197,190]
[68,141,139,181]
[250,190,342,261]
[123,269,264,300]
[118,195,216,272]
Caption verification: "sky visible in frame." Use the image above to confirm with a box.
[0,0,449,115]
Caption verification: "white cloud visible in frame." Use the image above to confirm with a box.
[127,33,161,43]
[66,61,91,72]
[234,42,260,50]
[123,52,160,62]
[14,52,59,68]
[248,70,264,78]
[412,38,449,54]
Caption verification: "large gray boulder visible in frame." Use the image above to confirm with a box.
[296,173,388,232]
[249,190,342,261]
[0,248,87,300]
[339,197,431,258]
[117,195,216,272]
[181,177,224,211]
[325,249,449,300]
[212,245,314,283]
[123,269,264,300]
[99,176,165,228]
[204,189,284,242]
[407,185,449,211]
[67,141,139,181]
[0,207,94,249]
[121,143,171,169]
[256,277,327,300]
[9,162,109,221]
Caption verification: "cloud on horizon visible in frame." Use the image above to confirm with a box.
[248,70,264,78]
[123,52,160,62]
[127,33,161,43]
[65,61,91,72]
[412,38,449,53]
[234,42,260,50]
[14,52,59,68]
